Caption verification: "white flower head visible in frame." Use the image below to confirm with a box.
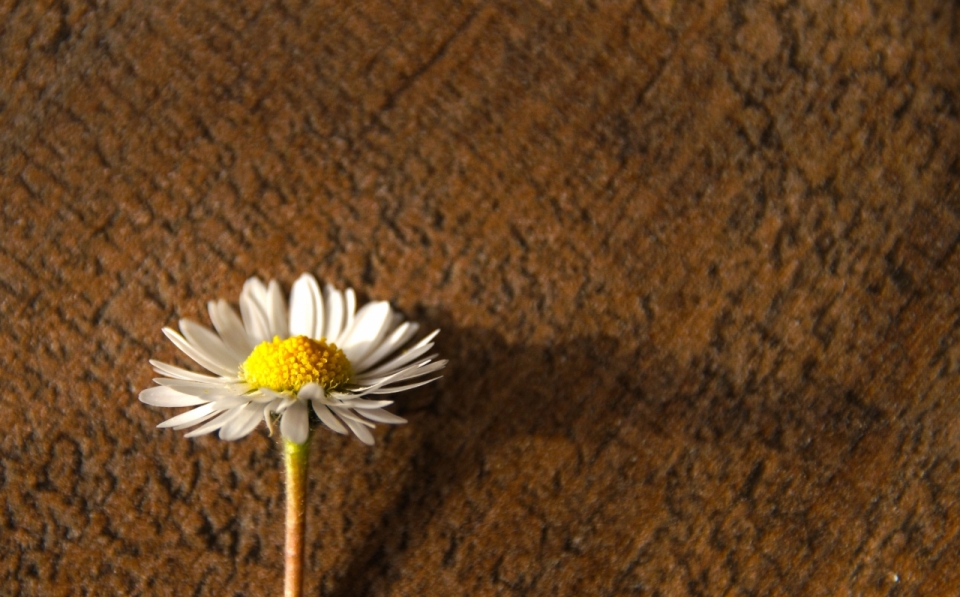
[139,274,446,445]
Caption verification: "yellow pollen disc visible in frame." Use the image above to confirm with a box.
[241,335,352,393]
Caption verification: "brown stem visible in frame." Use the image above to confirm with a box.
[283,437,310,597]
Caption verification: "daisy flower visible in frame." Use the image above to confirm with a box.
[139,274,446,445]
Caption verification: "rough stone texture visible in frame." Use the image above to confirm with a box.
[1,1,959,595]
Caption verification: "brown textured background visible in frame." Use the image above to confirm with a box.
[2,1,960,595]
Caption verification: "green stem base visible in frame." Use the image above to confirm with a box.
[283,437,310,597]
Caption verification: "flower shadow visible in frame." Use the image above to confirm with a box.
[319,303,896,596]
[322,311,664,596]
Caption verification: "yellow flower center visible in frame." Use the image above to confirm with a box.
[241,335,352,393]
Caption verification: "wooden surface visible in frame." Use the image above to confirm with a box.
[2,1,960,595]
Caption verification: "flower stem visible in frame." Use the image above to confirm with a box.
[283,437,310,597]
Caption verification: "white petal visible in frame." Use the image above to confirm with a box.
[157,402,218,428]
[139,386,209,407]
[343,288,356,343]
[180,319,241,370]
[219,403,263,441]
[330,406,375,427]
[353,361,446,397]
[263,399,282,435]
[312,401,347,434]
[149,360,224,383]
[356,407,407,425]
[289,275,320,337]
[335,398,394,409]
[323,284,344,342]
[243,276,269,304]
[162,328,237,377]
[240,277,272,345]
[353,349,435,384]
[311,280,326,340]
[353,322,419,373]
[298,382,324,401]
[340,301,393,364]
[354,357,445,390]
[158,397,249,431]
[257,387,287,403]
[208,300,253,360]
[341,415,375,445]
[386,359,448,383]
[359,330,440,378]
[362,376,442,395]
[154,378,247,397]
[209,395,258,409]
[184,407,245,438]
[266,280,289,338]
[281,400,309,444]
